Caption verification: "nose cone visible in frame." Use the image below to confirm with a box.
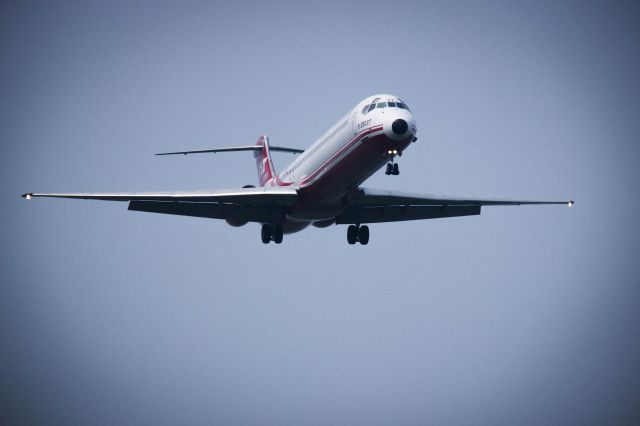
[392,119,408,135]
[380,105,417,141]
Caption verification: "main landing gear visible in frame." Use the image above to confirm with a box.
[261,224,283,244]
[347,225,369,245]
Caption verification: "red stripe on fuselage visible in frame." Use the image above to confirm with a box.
[299,125,384,187]
[300,132,412,202]
[283,131,413,223]
[274,125,384,187]
[271,123,413,224]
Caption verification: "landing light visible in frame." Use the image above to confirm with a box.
[393,149,398,155]
[26,194,32,200]
[568,200,574,207]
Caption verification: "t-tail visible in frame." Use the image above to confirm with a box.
[154,137,304,187]
[254,135,276,187]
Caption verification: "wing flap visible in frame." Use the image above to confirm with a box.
[352,188,572,207]
[23,186,298,223]
[336,205,481,224]
[128,201,285,223]
[337,188,572,224]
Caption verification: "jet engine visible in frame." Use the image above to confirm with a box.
[225,218,248,227]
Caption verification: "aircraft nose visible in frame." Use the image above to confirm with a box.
[392,119,408,135]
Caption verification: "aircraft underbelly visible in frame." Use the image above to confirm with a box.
[301,133,412,201]
[284,133,413,223]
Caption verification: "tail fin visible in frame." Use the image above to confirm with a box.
[254,135,277,186]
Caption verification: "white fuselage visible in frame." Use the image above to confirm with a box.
[272,95,417,193]
[270,94,417,226]
[277,94,416,192]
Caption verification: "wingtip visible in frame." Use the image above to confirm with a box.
[568,200,575,207]
[22,192,33,199]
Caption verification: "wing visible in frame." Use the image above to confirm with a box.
[22,186,299,224]
[336,188,573,224]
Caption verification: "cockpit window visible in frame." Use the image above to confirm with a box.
[396,98,411,111]
[362,97,380,114]
[362,98,412,114]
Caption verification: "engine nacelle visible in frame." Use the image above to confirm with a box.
[225,218,248,227]
[226,185,255,227]
[312,219,335,228]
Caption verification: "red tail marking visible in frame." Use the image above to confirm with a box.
[255,135,276,186]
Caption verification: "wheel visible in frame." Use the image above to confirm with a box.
[392,163,399,175]
[385,163,392,175]
[358,225,369,245]
[272,224,283,244]
[347,225,358,245]
[261,224,271,244]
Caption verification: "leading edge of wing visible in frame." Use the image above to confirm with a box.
[352,188,574,207]
[21,186,299,206]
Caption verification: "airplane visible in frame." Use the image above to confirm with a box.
[22,94,573,245]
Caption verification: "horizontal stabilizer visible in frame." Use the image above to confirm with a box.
[156,145,303,156]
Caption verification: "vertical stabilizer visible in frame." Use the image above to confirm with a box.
[254,135,276,186]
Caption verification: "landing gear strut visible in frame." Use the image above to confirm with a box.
[385,149,400,175]
[261,224,283,244]
[347,225,369,245]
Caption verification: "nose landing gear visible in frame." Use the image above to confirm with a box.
[385,162,399,175]
[385,149,400,175]
[347,225,369,245]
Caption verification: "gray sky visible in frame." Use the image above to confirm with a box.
[2,1,639,424]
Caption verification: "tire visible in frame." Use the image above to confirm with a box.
[358,225,369,245]
[392,163,399,175]
[385,163,392,175]
[272,224,283,244]
[261,224,271,244]
[347,225,358,245]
